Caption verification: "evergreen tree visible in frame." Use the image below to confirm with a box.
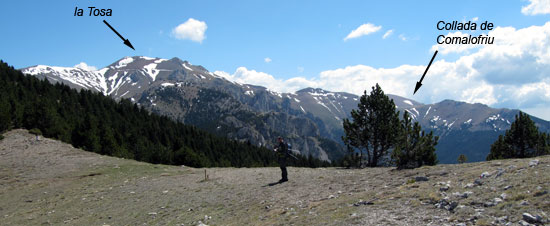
[391,111,438,169]
[342,84,400,167]
[457,154,467,164]
[487,111,548,160]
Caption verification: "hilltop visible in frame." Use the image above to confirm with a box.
[1,129,548,225]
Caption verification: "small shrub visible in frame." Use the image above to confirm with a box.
[29,128,42,136]
[511,193,527,201]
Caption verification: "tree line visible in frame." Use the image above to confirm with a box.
[0,60,331,168]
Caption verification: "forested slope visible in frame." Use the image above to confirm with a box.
[0,60,329,167]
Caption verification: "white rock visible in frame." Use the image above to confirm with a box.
[522,212,542,224]
[197,221,209,226]
[529,159,539,167]
[500,193,508,200]
[481,171,491,178]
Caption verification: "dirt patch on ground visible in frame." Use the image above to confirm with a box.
[1,129,549,225]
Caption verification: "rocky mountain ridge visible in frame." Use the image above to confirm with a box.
[21,56,550,163]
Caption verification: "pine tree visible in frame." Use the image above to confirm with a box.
[343,84,400,167]
[487,111,548,160]
[417,130,438,166]
[457,154,467,164]
[391,111,438,169]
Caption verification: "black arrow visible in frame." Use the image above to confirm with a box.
[103,20,135,50]
[413,50,438,95]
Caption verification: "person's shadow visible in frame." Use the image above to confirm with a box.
[262,180,286,187]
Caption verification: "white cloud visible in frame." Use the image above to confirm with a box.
[344,23,382,41]
[217,22,550,120]
[172,18,207,43]
[264,57,272,63]
[522,0,550,15]
[74,62,97,71]
[398,34,407,41]
[472,17,479,22]
[214,67,317,93]
[382,30,393,39]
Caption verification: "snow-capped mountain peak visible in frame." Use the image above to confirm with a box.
[21,56,216,98]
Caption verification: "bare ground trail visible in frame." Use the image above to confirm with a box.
[1,129,548,225]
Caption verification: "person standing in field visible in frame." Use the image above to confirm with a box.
[274,137,288,183]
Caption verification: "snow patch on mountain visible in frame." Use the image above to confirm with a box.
[22,65,105,91]
[143,63,160,81]
[183,63,193,71]
[411,107,419,116]
[405,109,417,120]
[317,100,332,113]
[425,106,432,117]
[115,57,134,69]
[154,59,167,64]
[120,90,130,97]
[140,56,155,61]
[486,114,505,123]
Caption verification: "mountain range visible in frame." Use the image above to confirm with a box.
[21,56,550,163]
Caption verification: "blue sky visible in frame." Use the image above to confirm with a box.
[1,0,550,120]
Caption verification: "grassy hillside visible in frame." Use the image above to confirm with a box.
[1,130,548,225]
